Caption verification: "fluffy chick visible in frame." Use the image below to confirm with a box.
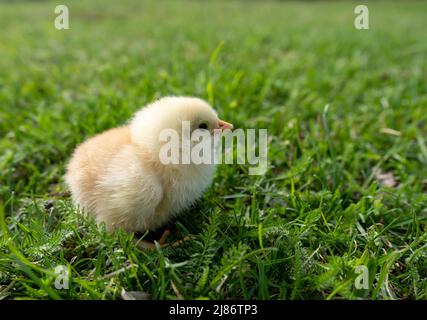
[65,97,232,234]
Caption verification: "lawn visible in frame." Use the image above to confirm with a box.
[0,0,426,300]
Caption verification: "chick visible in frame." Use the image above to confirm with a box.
[65,97,233,246]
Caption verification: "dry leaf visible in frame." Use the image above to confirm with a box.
[374,169,398,187]
[121,289,151,300]
[380,128,401,136]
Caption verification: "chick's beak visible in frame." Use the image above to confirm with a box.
[218,119,234,131]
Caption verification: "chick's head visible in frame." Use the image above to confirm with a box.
[130,96,233,160]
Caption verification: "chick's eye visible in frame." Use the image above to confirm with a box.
[198,123,208,130]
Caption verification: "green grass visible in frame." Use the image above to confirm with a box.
[0,0,426,300]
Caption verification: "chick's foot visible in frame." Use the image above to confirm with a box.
[133,228,191,251]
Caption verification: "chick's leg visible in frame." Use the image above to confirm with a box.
[158,229,171,244]
[133,228,172,251]
[133,239,163,251]
[133,228,191,251]
[158,226,192,247]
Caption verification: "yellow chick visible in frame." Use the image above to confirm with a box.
[65,97,233,238]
